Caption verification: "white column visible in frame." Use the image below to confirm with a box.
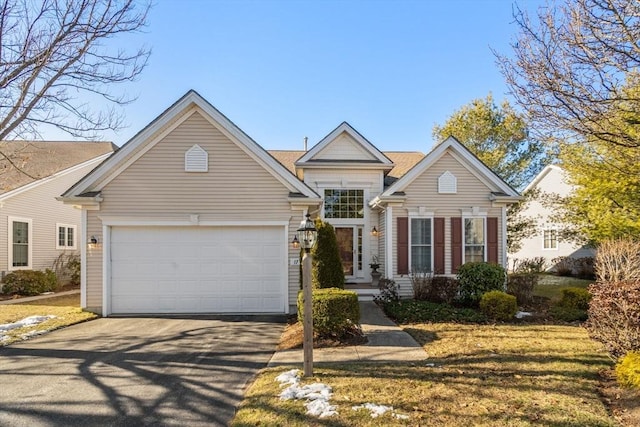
[385,206,393,279]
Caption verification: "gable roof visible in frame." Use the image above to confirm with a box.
[522,164,563,193]
[62,90,320,201]
[378,136,521,200]
[268,150,425,186]
[0,141,115,195]
[295,122,394,170]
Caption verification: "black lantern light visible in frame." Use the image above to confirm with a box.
[295,213,317,252]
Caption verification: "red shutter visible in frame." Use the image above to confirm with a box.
[487,217,499,264]
[434,217,445,274]
[397,217,409,275]
[451,217,462,273]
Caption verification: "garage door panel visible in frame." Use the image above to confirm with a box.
[110,226,286,314]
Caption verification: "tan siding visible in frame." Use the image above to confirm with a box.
[87,111,300,314]
[391,151,506,298]
[1,160,102,273]
[315,132,377,161]
[85,210,103,312]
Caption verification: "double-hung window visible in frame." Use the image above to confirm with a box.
[9,217,32,269]
[464,217,485,263]
[543,229,558,250]
[411,218,432,272]
[56,224,77,250]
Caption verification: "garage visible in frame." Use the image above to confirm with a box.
[109,225,287,314]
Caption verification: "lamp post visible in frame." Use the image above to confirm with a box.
[296,213,317,377]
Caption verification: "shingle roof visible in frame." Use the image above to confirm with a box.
[0,141,115,195]
[267,150,425,187]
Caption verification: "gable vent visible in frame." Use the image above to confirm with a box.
[438,170,457,194]
[185,144,208,172]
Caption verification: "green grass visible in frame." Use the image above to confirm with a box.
[232,323,615,426]
[533,274,593,301]
[0,293,96,346]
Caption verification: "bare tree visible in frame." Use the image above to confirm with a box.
[0,0,150,146]
[495,0,640,149]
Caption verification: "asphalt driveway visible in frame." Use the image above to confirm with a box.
[0,315,285,426]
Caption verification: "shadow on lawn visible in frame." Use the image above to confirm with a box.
[0,317,284,426]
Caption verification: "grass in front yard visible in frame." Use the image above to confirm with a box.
[534,274,593,301]
[0,293,96,346]
[233,323,615,426]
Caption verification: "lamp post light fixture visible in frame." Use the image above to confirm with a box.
[295,213,317,377]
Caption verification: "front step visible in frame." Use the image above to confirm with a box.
[345,283,379,301]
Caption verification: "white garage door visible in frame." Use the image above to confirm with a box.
[109,226,286,314]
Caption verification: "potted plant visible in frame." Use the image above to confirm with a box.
[370,255,382,287]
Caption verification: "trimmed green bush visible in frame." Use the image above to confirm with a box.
[297,288,359,337]
[507,273,538,305]
[616,351,640,389]
[479,291,517,321]
[457,262,506,305]
[1,269,59,296]
[311,219,345,289]
[549,305,588,322]
[558,287,592,310]
[383,300,487,324]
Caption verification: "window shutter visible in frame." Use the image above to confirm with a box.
[487,217,499,264]
[397,217,409,275]
[434,217,445,274]
[451,217,462,273]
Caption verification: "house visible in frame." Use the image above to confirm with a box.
[1,141,115,277]
[508,164,595,271]
[60,90,521,316]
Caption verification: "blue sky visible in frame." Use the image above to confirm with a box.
[82,0,545,152]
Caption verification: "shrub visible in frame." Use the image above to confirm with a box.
[1,269,59,296]
[429,276,459,304]
[549,305,588,322]
[457,262,506,305]
[479,291,517,321]
[616,351,640,389]
[52,253,80,286]
[311,219,345,289]
[552,256,574,276]
[297,288,359,337]
[374,278,399,304]
[574,257,595,280]
[410,270,433,300]
[512,257,547,274]
[586,281,640,359]
[383,300,487,324]
[558,287,591,310]
[595,238,640,283]
[507,273,538,305]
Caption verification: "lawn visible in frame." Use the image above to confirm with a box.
[533,274,593,300]
[232,322,616,426]
[0,293,96,346]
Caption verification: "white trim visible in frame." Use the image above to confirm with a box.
[0,153,111,202]
[283,225,290,314]
[523,165,563,193]
[80,210,87,309]
[102,224,110,316]
[8,216,32,270]
[381,136,519,198]
[501,207,508,268]
[62,91,319,200]
[542,227,559,250]
[296,122,393,166]
[55,223,77,250]
[385,206,393,279]
[409,215,435,273]
[96,216,289,227]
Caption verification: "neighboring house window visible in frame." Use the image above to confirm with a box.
[543,229,558,250]
[464,217,485,263]
[410,218,433,272]
[324,189,364,219]
[56,224,77,250]
[9,217,32,269]
[438,171,457,194]
[185,144,208,172]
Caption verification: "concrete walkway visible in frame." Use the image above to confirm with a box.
[269,301,427,365]
[0,289,80,305]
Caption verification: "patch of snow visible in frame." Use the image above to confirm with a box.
[515,311,532,319]
[352,402,408,419]
[20,330,49,340]
[305,398,338,418]
[275,369,301,386]
[275,369,338,418]
[0,315,56,343]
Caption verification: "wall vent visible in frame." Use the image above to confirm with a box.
[185,144,208,172]
[438,170,457,194]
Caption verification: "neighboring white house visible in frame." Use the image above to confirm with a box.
[508,165,595,271]
[61,90,521,316]
[0,141,115,277]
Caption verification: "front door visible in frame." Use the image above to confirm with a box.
[335,226,363,279]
